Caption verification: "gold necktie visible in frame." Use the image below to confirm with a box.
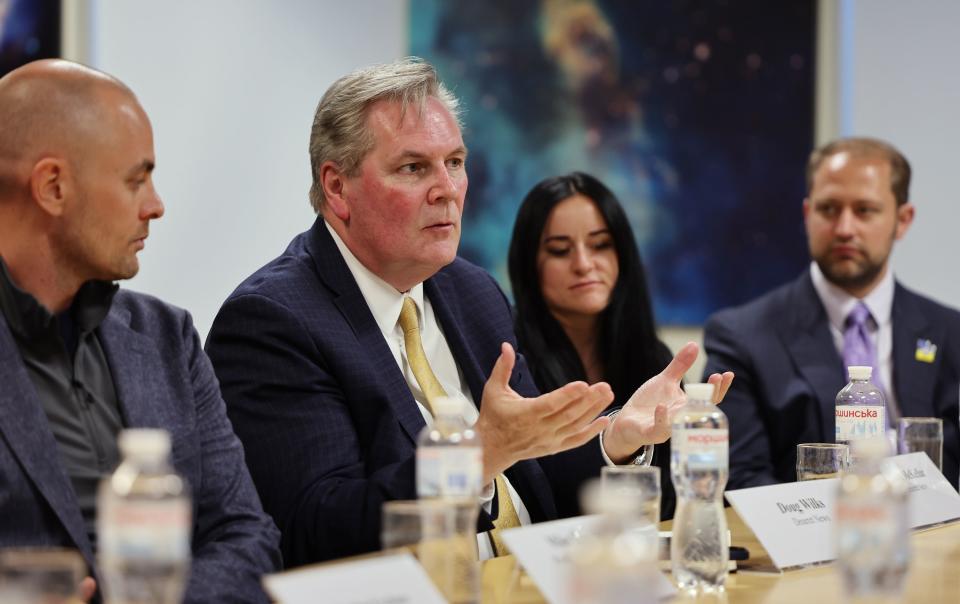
[399,297,521,555]
[399,297,447,415]
[489,474,521,556]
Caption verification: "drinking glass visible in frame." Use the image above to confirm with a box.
[600,465,661,525]
[897,417,943,471]
[381,499,479,604]
[0,548,85,604]
[796,443,849,481]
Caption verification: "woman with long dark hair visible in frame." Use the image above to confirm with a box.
[508,172,730,519]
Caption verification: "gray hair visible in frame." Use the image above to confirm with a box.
[308,57,462,212]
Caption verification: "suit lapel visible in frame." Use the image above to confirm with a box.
[306,219,426,445]
[97,305,165,429]
[424,272,486,404]
[783,274,845,440]
[0,320,95,569]
[891,285,936,416]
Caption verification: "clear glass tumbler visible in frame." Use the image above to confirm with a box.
[796,443,849,481]
[897,417,943,471]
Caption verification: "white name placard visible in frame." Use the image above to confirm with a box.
[889,452,960,528]
[725,479,837,569]
[500,515,676,604]
[725,452,960,570]
[262,552,447,604]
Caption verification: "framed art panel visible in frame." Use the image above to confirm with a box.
[411,0,815,324]
[0,0,59,76]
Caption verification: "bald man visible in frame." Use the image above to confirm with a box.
[0,60,280,602]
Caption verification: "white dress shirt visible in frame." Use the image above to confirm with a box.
[326,223,530,559]
[809,262,900,419]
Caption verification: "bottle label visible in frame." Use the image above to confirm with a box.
[416,446,483,498]
[836,500,898,552]
[676,429,728,469]
[835,405,885,441]
[836,494,909,587]
[836,500,893,524]
[99,498,191,561]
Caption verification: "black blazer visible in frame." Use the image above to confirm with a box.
[206,218,607,566]
[703,271,960,490]
[0,291,281,603]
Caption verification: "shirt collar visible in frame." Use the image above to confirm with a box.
[0,256,118,342]
[809,261,894,331]
[325,221,425,337]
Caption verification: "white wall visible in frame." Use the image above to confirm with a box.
[845,0,960,310]
[75,2,959,379]
[85,0,407,338]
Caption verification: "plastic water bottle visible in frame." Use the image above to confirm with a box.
[835,366,886,453]
[98,429,191,604]
[416,396,482,498]
[415,397,482,604]
[570,481,659,604]
[670,383,729,594]
[836,437,910,599]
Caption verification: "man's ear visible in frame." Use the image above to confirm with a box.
[320,161,351,222]
[895,202,915,241]
[30,157,71,217]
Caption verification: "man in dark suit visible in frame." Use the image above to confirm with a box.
[206,58,728,566]
[704,137,960,490]
[0,60,280,602]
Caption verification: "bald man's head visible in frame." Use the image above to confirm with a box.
[0,59,163,300]
[0,59,139,200]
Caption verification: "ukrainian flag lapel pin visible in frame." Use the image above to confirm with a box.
[915,339,937,363]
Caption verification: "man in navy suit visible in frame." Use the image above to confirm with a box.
[0,60,280,602]
[206,58,729,566]
[703,137,960,490]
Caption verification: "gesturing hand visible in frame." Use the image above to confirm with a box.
[475,343,614,485]
[602,342,734,463]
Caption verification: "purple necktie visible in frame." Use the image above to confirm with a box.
[843,302,890,418]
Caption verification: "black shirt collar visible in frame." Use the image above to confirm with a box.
[0,257,118,342]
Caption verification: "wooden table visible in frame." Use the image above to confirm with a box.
[481,509,960,603]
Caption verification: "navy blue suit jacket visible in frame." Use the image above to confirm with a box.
[703,271,960,490]
[206,218,606,566]
[0,291,281,603]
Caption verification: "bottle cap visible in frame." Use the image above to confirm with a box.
[847,366,873,380]
[684,383,715,402]
[432,396,464,417]
[118,429,171,460]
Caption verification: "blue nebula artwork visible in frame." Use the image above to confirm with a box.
[410,0,814,325]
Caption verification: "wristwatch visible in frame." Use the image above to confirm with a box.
[600,409,655,467]
[632,443,654,466]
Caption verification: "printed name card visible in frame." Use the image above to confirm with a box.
[725,452,960,570]
[501,515,676,604]
[263,552,447,604]
[725,479,838,569]
[889,452,960,528]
